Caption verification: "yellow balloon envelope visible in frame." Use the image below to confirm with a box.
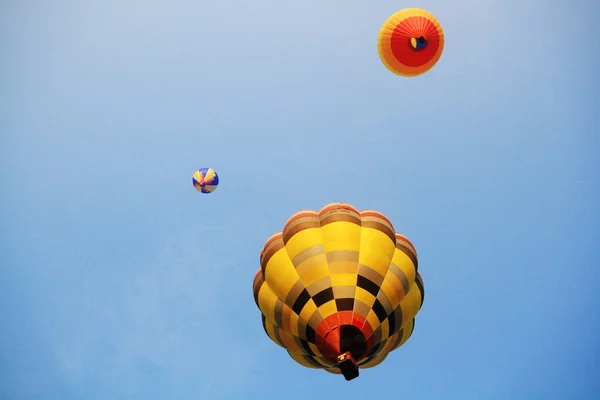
[252,203,424,380]
[378,8,444,77]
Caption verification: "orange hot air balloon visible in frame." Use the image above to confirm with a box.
[378,8,444,77]
[252,203,424,381]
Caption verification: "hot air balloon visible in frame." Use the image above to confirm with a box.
[192,168,219,193]
[378,8,444,77]
[252,203,424,381]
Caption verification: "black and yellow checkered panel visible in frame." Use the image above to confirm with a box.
[253,203,424,374]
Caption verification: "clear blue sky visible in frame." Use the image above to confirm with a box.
[1,0,599,399]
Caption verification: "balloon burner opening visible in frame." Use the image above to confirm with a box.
[410,36,427,50]
[321,324,367,360]
[339,325,367,359]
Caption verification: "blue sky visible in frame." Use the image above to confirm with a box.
[1,0,599,399]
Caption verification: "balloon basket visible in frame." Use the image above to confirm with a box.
[337,352,359,381]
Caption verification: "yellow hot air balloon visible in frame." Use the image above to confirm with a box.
[378,8,444,77]
[252,203,424,381]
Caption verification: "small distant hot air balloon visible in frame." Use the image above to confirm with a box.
[378,8,444,77]
[253,203,424,381]
[192,168,219,193]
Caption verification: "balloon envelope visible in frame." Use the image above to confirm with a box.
[192,168,219,193]
[378,8,444,77]
[253,203,424,380]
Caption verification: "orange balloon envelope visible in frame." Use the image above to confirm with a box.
[378,8,444,77]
